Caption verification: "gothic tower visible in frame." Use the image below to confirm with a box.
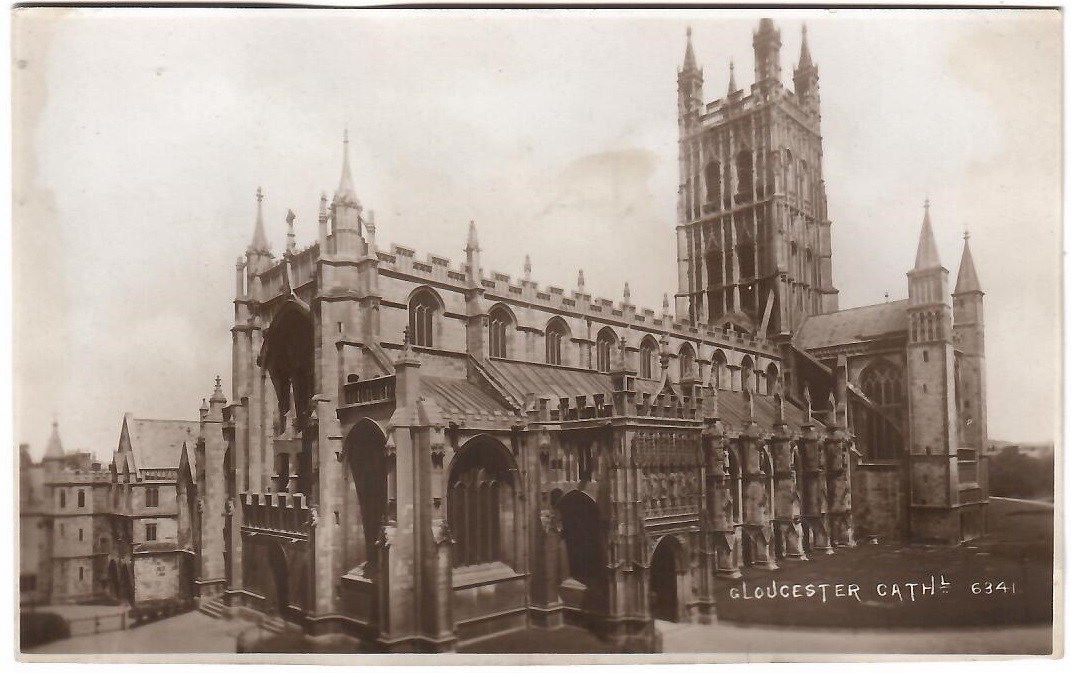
[952,231,987,451]
[905,202,962,543]
[676,19,837,338]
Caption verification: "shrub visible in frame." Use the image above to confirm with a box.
[20,611,70,650]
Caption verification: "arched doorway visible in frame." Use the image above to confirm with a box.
[345,419,388,575]
[264,543,290,619]
[557,490,607,613]
[650,537,682,622]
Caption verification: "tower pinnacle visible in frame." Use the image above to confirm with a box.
[682,26,699,72]
[727,60,739,96]
[798,23,813,69]
[913,199,942,270]
[954,228,983,294]
[44,419,64,460]
[334,129,359,207]
[248,186,270,254]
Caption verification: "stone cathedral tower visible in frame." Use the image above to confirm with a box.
[676,20,838,338]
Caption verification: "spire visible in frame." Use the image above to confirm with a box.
[466,220,480,252]
[913,198,943,270]
[44,419,64,460]
[954,229,983,294]
[285,209,297,253]
[727,60,738,96]
[682,26,699,71]
[248,187,270,254]
[334,129,359,206]
[798,23,813,69]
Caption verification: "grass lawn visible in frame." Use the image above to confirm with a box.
[713,498,1054,628]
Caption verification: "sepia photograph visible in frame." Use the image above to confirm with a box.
[10,6,1062,663]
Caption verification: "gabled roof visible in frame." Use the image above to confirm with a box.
[483,359,617,406]
[795,300,910,351]
[421,376,515,417]
[480,358,816,433]
[117,415,198,476]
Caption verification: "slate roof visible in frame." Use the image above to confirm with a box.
[478,359,817,433]
[484,359,618,405]
[420,376,514,416]
[794,300,910,351]
[127,418,198,472]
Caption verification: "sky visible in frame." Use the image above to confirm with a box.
[11,8,1063,460]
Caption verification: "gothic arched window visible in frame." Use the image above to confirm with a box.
[736,150,754,203]
[765,363,779,396]
[704,160,722,209]
[741,355,755,393]
[545,318,568,366]
[640,336,659,379]
[595,327,617,373]
[409,289,440,348]
[679,344,696,381]
[448,439,517,568]
[861,361,904,409]
[711,350,728,389]
[488,305,513,359]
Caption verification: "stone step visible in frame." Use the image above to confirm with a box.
[198,598,227,619]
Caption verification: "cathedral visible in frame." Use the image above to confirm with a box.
[182,19,989,652]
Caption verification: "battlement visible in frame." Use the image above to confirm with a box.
[374,240,775,356]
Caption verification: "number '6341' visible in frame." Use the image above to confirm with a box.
[971,581,1016,595]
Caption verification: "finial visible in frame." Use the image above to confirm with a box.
[343,127,349,145]
[403,326,410,346]
[924,197,930,213]
[623,281,631,302]
[803,384,812,421]
[466,219,480,252]
[578,269,585,290]
[662,292,670,314]
[524,254,532,279]
[884,291,889,302]
[964,226,970,241]
[686,26,691,39]
[215,375,222,390]
[256,186,263,203]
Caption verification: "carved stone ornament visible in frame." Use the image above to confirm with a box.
[432,519,453,546]
[197,497,205,513]
[309,506,319,528]
[539,508,562,536]
[224,498,235,517]
[376,524,397,550]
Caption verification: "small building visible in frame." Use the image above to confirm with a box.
[107,415,198,605]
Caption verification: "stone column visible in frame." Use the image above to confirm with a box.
[799,424,833,555]
[825,428,855,548]
[739,422,777,570]
[769,423,806,561]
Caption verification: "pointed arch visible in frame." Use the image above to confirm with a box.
[344,418,389,574]
[488,303,516,359]
[765,363,779,396]
[407,286,444,348]
[740,355,755,393]
[595,327,617,373]
[545,317,570,366]
[639,335,660,379]
[678,343,697,381]
[710,349,728,389]
[448,435,520,568]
